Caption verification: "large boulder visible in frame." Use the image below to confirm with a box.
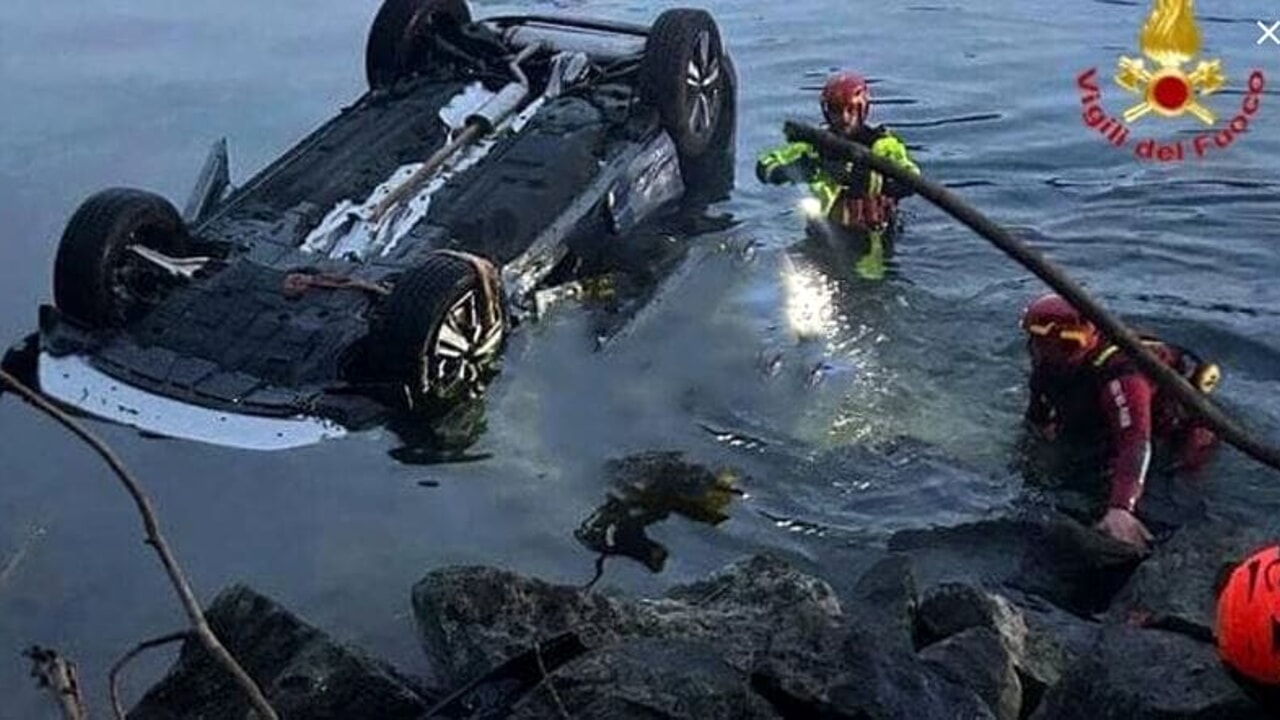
[1008,512,1145,615]
[752,624,997,720]
[842,554,919,652]
[917,583,1029,659]
[128,585,430,720]
[1029,624,1271,720]
[890,509,1145,618]
[918,584,1053,716]
[509,639,781,719]
[412,553,844,689]
[920,627,1021,720]
[1106,516,1280,639]
[888,517,1038,590]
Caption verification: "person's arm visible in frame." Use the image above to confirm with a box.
[756,141,819,185]
[871,131,920,198]
[1094,371,1157,551]
[1099,372,1154,513]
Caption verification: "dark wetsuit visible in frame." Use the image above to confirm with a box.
[1027,340,1216,513]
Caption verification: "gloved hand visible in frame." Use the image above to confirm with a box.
[819,156,866,186]
[756,155,819,185]
[1095,507,1153,553]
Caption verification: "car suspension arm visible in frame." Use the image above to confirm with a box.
[784,120,1280,474]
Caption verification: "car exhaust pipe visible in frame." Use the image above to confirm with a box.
[371,43,542,222]
[464,83,528,134]
[465,40,541,131]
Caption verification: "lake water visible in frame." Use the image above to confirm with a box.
[3,0,1280,715]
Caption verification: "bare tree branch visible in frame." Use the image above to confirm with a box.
[110,631,190,720]
[534,640,573,720]
[0,367,279,719]
[0,526,43,597]
[24,645,88,720]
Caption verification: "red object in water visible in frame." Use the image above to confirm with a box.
[1216,545,1280,685]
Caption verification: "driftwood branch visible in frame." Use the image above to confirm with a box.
[534,640,573,720]
[110,631,190,720]
[783,120,1280,474]
[0,526,43,597]
[24,646,88,720]
[0,367,279,719]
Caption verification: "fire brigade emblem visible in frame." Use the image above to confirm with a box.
[1114,0,1225,124]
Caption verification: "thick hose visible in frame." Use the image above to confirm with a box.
[783,121,1280,473]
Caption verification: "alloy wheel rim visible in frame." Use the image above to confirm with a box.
[427,289,504,396]
[684,30,722,137]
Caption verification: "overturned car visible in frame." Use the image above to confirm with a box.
[30,0,737,449]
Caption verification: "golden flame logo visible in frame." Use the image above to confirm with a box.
[1114,0,1224,124]
[1139,0,1200,66]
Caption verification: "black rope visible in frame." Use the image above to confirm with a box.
[782,121,1280,473]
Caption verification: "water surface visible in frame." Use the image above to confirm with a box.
[3,0,1280,715]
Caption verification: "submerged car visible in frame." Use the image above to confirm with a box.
[30,0,737,449]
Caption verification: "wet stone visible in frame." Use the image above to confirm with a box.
[510,639,781,720]
[843,554,918,653]
[752,624,996,720]
[412,554,843,692]
[127,585,430,720]
[1029,624,1271,720]
[1106,515,1280,639]
[919,627,1022,720]
[1008,512,1145,616]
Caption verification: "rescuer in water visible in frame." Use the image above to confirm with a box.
[1019,293,1220,551]
[756,70,920,279]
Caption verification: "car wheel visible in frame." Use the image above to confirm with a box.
[641,9,730,162]
[53,188,189,328]
[379,251,506,413]
[365,0,472,89]
[680,51,737,202]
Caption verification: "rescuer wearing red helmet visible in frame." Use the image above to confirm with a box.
[1020,293,1220,551]
[757,70,921,279]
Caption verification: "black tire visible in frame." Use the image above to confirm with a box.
[378,251,506,412]
[640,9,731,162]
[53,188,188,328]
[366,0,472,89]
[681,51,737,202]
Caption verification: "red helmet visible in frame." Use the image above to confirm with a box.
[1216,545,1280,685]
[821,71,870,130]
[1021,293,1099,367]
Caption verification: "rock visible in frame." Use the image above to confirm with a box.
[128,585,429,720]
[917,583,1028,659]
[920,627,1022,720]
[1009,512,1145,616]
[752,626,996,720]
[1107,516,1280,639]
[892,509,1145,618]
[510,638,781,719]
[888,517,1041,590]
[829,627,996,720]
[413,565,644,690]
[1029,624,1271,720]
[997,588,1103,718]
[842,554,918,652]
[916,582,1068,714]
[412,553,843,689]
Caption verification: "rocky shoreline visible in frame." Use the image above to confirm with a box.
[122,502,1280,719]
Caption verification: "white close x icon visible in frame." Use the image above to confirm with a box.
[1259,20,1280,45]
